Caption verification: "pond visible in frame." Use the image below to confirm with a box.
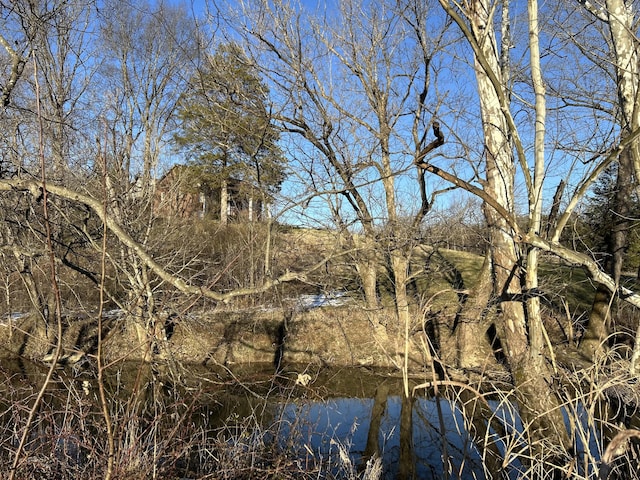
[0,359,616,479]
[275,393,492,478]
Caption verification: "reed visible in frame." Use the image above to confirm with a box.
[0,363,385,479]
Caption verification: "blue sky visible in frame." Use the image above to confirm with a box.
[156,0,618,230]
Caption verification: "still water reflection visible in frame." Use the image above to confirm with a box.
[1,360,604,479]
[276,395,491,479]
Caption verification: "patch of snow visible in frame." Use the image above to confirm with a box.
[295,291,350,310]
[0,312,27,325]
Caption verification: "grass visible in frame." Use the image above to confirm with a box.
[0,360,391,480]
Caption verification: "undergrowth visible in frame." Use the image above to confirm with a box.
[0,363,383,480]
[1,352,639,479]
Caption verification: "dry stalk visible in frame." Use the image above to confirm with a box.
[599,428,640,479]
[96,120,115,480]
[8,49,65,480]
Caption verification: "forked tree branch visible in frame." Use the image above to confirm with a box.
[414,122,446,224]
[0,33,28,107]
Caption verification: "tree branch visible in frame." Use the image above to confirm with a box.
[523,232,640,309]
[415,161,520,235]
[0,179,332,303]
[414,122,446,225]
[437,0,533,199]
[0,33,28,107]
[577,0,609,22]
[416,121,445,163]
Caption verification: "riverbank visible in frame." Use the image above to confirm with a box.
[0,304,433,372]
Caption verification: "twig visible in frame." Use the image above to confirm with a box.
[9,49,65,480]
[96,119,115,479]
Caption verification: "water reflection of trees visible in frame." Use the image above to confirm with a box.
[273,379,635,479]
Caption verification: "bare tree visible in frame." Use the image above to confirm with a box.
[0,0,99,342]
[427,0,640,455]
[571,0,640,372]
[231,0,447,355]
[30,0,96,177]
[95,0,202,360]
[433,0,573,454]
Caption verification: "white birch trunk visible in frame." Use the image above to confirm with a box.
[525,0,547,360]
[439,0,570,450]
[603,0,640,375]
[220,178,228,225]
[606,0,640,148]
[469,0,528,366]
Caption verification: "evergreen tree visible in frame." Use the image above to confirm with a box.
[174,43,286,223]
[582,163,640,276]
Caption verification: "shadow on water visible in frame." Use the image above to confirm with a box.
[275,392,492,479]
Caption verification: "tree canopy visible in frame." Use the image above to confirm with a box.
[173,42,287,203]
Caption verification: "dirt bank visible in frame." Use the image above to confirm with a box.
[0,305,432,372]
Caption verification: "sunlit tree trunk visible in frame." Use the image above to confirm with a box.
[453,252,495,369]
[580,0,640,370]
[607,0,640,376]
[220,178,228,225]
[470,0,528,367]
[440,0,570,451]
[356,247,381,310]
[605,0,640,180]
[524,0,548,369]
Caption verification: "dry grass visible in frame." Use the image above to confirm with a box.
[0,361,388,480]
[2,352,640,479]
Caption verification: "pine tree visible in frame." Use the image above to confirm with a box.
[582,163,640,276]
[174,43,286,223]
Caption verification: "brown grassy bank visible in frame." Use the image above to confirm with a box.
[0,305,433,372]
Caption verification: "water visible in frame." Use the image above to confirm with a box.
[0,360,612,479]
[276,395,489,479]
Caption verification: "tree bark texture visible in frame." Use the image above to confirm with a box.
[582,0,639,365]
[464,0,570,451]
[453,252,496,370]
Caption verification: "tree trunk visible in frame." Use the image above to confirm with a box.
[355,240,380,310]
[220,178,228,225]
[360,261,380,310]
[605,0,640,181]
[582,284,613,359]
[489,208,569,452]
[390,249,414,397]
[581,0,639,365]
[453,252,496,370]
[582,128,634,361]
[466,0,570,453]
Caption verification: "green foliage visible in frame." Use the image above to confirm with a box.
[174,42,287,199]
[580,163,640,274]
